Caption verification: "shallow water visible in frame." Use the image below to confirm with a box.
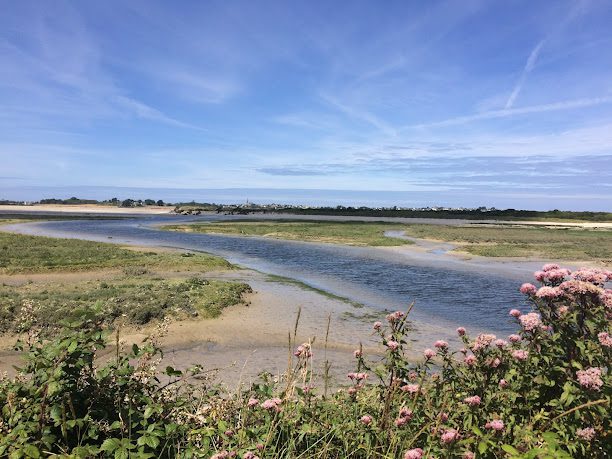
[7,215,531,335]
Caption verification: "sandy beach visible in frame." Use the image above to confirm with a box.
[0,204,173,215]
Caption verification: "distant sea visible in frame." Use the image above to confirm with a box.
[0,185,609,211]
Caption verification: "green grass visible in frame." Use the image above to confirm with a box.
[0,276,251,334]
[0,230,234,274]
[164,220,414,247]
[401,224,612,262]
[166,219,610,262]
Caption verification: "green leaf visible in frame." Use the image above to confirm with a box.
[502,444,521,455]
[101,438,121,452]
[478,441,488,454]
[23,445,40,458]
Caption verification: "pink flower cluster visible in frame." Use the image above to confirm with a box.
[464,355,477,366]
[261,398,282,412]
[512,349,529,361]
[401,383,420,394]
[598,331,612,347]
[434,340,449,350]
[440,428,460,444]
[576,427,596,441]
[456,326,466,336]
[576,367,603,391]
[395,407,413,427]
[572,267,611,285]
[463,452,475,459]
[360,415,372,425]
[519,283,537,295]
[472,333,497,351]
[373,321,382,331]
[423,348,436,359]
[347,372,368,382]
[534,267,571,284]
[211,451,233,459]
[535,286,562,300]
[404,448,424,459]
[294,342,312,358]
[243,453,260,459]
[386,340,400,351]
[508,334,521,343]
[518,312,542,331]
[247,398,259,407]
[559,280,603,296]
[485,419,504,431]
[464,395,481,406]
[386,311,405,323]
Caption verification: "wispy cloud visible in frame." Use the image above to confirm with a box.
[409,96,612,129]
[505,40,545,109]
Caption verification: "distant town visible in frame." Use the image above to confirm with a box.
[1,196,611,222]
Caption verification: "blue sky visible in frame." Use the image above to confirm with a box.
[1,0,612,209]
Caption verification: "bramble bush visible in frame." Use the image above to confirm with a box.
[0,264,610,458]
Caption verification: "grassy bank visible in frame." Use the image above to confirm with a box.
[0,230,233,274]
[164,220,414,247]
[165,219,611,263]
[0,219,251,334]
[0,276,251,334]
[401,223,612,262]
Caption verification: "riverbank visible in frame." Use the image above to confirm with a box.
[163,219,612,266]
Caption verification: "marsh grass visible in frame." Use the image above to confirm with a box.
[164,220,414,247]
[0,230,234,273]
[0,276,251,333]
[401,224,612,261]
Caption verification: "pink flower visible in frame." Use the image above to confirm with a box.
[256,444,264,451]
[439,412,449,421]
[456,327,466,336]
[360,415,372,425]
[598,332,612,347]
[534,270,546,282]
[399,407,413,419]
[395,416,408,427]
[543,268,570,283]
[386,311,405,323]
[401,384,420,394]
[573,268,608,285]
[536,286,562,299]
[386,340,400,351]
[247,398,259,407]
[489,357,501,368]
[347,372,368,381]
[294,343,312,358]
[353,349,363,358]
[558,305,569,315]
[261,398,282,412]
[464,395,481,406]
[225,430,234,437]
[463,452,475,459]
[243,453,260,459]
[423,348,436,359]
[373,321,382,331]
[348,387,358,396]
[211,452,229,459]
[559,280,603,296]
[404,448,424,459]
[434,340,449,349]
[508,334,521,343]
[472,333,497,351]
[494,339,508,348]
[498,379,508,388]
[576,367,603,391]
[576,427,596,441]
[520,283,537,295]
[512,349,529,361]
[485,419,504,431]
[509,309,521,318]
[440,428,460,444]
[464,355,477,366]
[519,312,542,332]
[542,263,560,272]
